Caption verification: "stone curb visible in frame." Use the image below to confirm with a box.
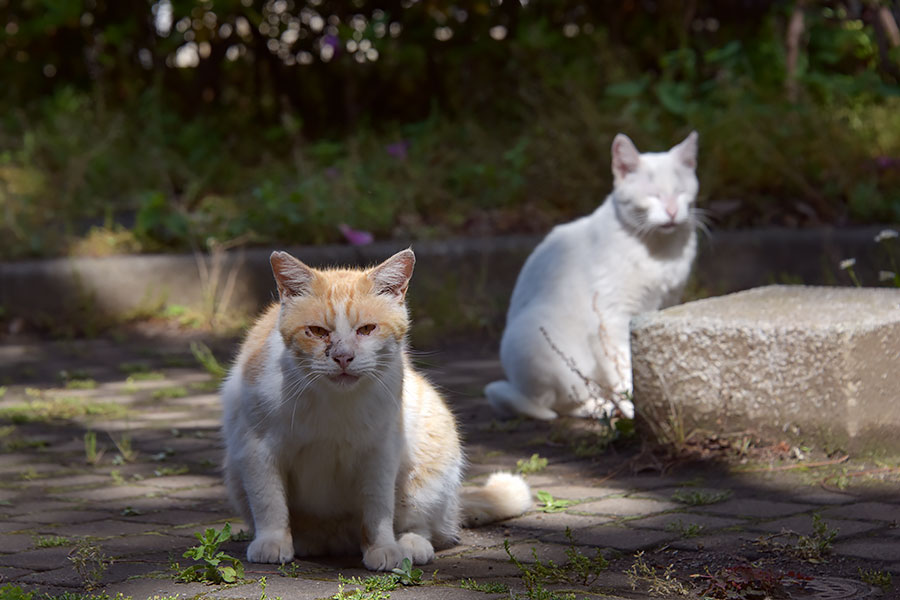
[0,227,892,326]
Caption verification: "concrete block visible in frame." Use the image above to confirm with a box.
[631,286,900,452]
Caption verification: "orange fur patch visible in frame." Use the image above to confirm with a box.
[236,263,411,383]
[277,266,410,352]
[404,368,461,495]
[238,304,279,384]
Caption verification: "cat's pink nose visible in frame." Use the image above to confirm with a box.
[665,205,678,219]
[332,353,354,370]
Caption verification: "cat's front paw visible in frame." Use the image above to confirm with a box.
[362,542,408,571]
[398,532,434,565]
[247,531,294,564]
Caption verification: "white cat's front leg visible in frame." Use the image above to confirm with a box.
[359,447,405,571]
[589,318,634,418]
[238,441,294,564]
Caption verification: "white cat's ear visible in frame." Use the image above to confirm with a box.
[369,248,415,300]
[270,251,315,298]
[611,134,641,182]
[672,130,698,169]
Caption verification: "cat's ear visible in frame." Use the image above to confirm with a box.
[672,130,698,169]
[611,134,641,182]
[270,251,315,299]
[369,248,415,300]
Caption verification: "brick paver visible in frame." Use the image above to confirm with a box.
[0,337,897,599]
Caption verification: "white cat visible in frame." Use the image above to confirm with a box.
[221,249,531,571]
[485,132,700,420]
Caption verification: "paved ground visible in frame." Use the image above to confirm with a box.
[1,335,899,599]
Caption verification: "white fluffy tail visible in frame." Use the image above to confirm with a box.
[460,472,532,527]
[484,380,558,421]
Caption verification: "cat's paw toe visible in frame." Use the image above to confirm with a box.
[397,532,434,565]
[247,532,294,564]
[618,401,635,419]
[362,542,407,571]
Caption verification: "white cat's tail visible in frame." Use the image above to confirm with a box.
[484,380,558,421]
[460,472,532,527]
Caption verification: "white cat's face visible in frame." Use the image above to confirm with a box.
[610,132,699,234]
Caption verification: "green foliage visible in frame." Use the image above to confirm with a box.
[67,539,113,591]
[664,520,704,539]
[127,371,165,382]
[516,454,548,475]
[753,513,839,563]
[3,3,900,263]
[504,528,609,599]
[535,491,576,513]
[390,558,423,586]
[83,431,103,465]
[459,579,510,594]
[0,587,131,600]
[0,584,32,600]
[154,465,189,477]
[110,434,137,464]
[794,514,838,562]
[33,535,71,548]
[0,397,127,423]
[332,573,400,600]
[65,379,97,391]
[175,523,245,584]
[624,552,690,597]
[671,489,732,506]
[190,342,227,382]
[152,386,188,400]
[859,567,892,590]
[257,576,282,600]
[231,529,253,543]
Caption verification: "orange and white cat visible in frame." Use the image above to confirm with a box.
[221,249,531,570]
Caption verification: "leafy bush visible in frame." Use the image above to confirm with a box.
[174,523,245,584]
[1,3,899,260]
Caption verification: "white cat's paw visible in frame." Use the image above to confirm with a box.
[247,531,294,564]
[362,542,408,571]
[397,532,434,565]
[617,399,635,419]
[571,397,634,420]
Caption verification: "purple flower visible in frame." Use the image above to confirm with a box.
[338,223,374,246]
[324,167,339,178]
[875,156,900,169]
[322,34,340,54]
[384,140,410,160]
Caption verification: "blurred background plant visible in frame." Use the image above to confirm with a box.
[1,0,899,260]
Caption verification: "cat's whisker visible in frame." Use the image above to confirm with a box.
[367,372,393,398]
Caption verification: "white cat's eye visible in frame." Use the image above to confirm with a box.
[307,326,329,338]
[357,324,376,336]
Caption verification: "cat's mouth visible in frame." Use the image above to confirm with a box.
[328,373,361,386]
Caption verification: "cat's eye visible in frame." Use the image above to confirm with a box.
[307,326,329,338]
[357,324,376,336]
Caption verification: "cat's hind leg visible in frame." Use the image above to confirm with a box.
[484,380,558,420]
